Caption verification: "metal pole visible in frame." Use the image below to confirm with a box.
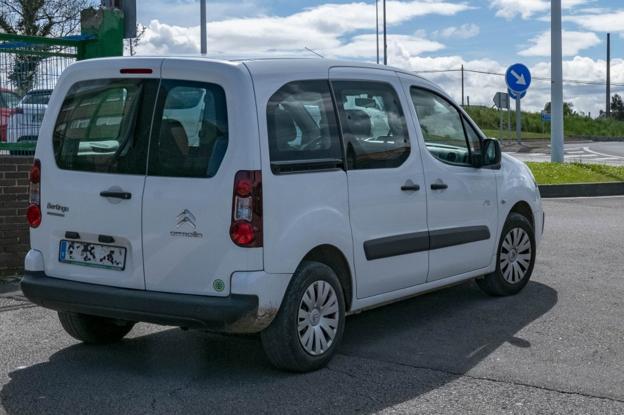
[551,0,564,162]
[376,0,379,65]
[499,107,503,143]
[461,65,465,107]
[200,0,207,55]
[607,33,611,117]
[516,96,522,145]
[383,0,387,65]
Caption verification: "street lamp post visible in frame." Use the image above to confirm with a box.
[200,0,207,54]
[383,0,387,65]
[551,0,564,163]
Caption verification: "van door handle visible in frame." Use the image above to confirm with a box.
[431,183,448,191]
[401,183,421,192]
[100,191,132,200]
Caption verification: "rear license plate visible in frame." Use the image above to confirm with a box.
[59,240,127,271]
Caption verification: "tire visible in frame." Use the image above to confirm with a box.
[58,311,135,344]
[477,212,536,297]
[261,261,346,372]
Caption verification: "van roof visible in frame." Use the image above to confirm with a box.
[80,55,435,86]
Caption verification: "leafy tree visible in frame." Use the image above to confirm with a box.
[610,94,624,120]
[0,0,93,94]
[543,101,576,117]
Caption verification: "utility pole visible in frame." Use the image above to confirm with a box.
[551,0,564,163]
[461,65,465,107]
[200,0,207,54]
[376,0,379,65]
[383,0,387,65]
[607,33,611,117]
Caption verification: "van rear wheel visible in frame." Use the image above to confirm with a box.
[261,261,345,372]
[58,311,135,344]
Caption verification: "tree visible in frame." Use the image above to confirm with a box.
[0,0,93,94]
[543,101,576,117]
[125,23,146,56]
[610,94,624,120]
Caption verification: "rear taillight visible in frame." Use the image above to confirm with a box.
[27,159,41,228]
[230,170,262,247]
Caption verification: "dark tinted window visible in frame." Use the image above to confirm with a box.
[1,91,20,108]
[332,81,410,170]
[410,87,472,166]
[53,79,157,174]
[267,81,342,171]
[148,80,228,178]
[22,90,52,105]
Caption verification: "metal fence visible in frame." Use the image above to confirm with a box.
[0,34,89,155]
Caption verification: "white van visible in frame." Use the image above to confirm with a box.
[21,57,544,372]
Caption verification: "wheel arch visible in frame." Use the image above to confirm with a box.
[508,200,535,229]
[301,244,354,312]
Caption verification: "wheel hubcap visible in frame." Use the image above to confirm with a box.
[297,280,339,356]
[500,227,532,284]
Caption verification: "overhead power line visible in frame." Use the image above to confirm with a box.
[414,68,624,87]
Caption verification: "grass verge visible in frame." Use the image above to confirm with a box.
[527,162,624,185]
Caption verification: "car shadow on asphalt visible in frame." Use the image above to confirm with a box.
[1,280,557,414]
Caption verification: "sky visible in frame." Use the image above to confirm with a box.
[134,0,624,117]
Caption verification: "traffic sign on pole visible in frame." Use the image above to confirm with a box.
[506,63,532,95]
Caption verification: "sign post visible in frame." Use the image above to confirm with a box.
[493,92,510,143]
[506,63,532,145]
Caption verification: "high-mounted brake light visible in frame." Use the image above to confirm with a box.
[230,170,262,247]
[120,68,153,74]
[27,159,41,228]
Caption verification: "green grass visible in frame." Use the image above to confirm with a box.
[466,106,624,138]
[527,162,624,185]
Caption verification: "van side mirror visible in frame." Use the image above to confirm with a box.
[482,138,502,168]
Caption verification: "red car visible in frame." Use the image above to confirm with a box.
[0,88,21,142]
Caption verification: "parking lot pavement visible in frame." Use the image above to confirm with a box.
[2,197,624,415]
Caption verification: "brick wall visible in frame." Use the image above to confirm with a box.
[0,156,33,276]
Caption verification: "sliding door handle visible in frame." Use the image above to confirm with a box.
[100,191,132,200]
[430,183,448,191]
[401,184,421,192]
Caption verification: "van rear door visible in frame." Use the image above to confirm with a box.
[141,59,262,297]
[32,59,162,290]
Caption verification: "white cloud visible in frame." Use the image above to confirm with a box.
[139,1,470,56]
[433,24,480,39]
[519,30,601,57]
[489,0,589,20]
[566,10,624,34]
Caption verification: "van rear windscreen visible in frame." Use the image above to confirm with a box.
[53,78,229,178]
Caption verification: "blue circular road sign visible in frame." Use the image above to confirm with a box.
[506,63,532,94]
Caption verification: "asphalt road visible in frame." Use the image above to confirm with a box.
[2,197,624,414]
[508,141,624,165]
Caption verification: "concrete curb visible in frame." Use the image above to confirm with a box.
[539,182,624,198]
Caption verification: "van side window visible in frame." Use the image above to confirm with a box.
[410,87,479,167]
[331,81,410,170]
[267,81,342,173]
[148,80,228,178]
[53,79,157,174]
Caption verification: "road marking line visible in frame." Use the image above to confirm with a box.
[583,147,624,160]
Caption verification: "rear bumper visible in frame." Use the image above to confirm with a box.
[21,271,259,331]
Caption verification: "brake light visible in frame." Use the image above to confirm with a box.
[120,68,153,74]
[27,159,41,228]
[230,170,262,247]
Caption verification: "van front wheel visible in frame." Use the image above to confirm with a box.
[58,311,135,344]
[261,261,345,372]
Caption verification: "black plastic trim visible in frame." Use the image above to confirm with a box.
[429,226,491,250]
[271,158,344,174]
[21,272,258,330]
[364,231,430,260]
[364,226,491,260]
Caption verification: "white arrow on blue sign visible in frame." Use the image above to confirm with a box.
[506,63,532,95]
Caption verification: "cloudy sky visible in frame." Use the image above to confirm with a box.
[135,0,624,116]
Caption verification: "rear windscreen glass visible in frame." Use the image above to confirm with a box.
[53,79,158,174]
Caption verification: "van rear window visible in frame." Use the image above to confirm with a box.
[53,78,229,178]
[53,79,156,174]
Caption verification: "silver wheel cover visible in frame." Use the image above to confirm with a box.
[500,227,532,284]
[297,280,339,356]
